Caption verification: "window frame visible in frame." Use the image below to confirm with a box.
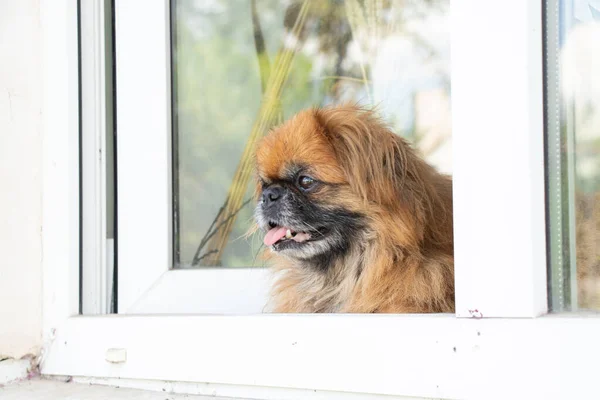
[40,0,597,399]
[115,0,548,317]
[40,0,81,342]
[80,0,114,315]
[113,0,272,313]
[451,0,547,317]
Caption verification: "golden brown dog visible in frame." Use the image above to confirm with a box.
[254,105,454,313]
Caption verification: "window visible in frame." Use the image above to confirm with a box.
[40,1,600,399]
[546,0,600,311]
[171,0,452,269]
[115,0,456,314]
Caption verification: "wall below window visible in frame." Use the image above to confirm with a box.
[0,0,43,360]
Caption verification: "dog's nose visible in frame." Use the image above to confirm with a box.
[262,185,283,204]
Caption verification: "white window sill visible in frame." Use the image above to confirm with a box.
[3,378,422,400]
[40,313,600,400]
[1,378,248,400]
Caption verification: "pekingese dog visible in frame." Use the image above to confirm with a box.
[254,105,454,313]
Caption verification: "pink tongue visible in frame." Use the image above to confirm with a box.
[264,226,288,246]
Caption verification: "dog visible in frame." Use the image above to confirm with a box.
[254,105,454,313]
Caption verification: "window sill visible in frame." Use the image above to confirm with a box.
[1,378,248,400]
[41,313,600,400]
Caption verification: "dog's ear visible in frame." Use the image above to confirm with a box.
[313,105,414,206]
[314,105,442,248]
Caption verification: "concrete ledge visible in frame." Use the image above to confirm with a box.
[0,358,33,385]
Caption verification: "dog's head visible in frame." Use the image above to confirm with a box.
[254,105,438,265]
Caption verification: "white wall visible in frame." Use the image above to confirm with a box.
[0,0,43,359]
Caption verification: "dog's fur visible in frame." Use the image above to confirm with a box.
[254,105,454,313]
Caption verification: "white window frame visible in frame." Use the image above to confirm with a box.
[451,0,548,317]
[40,0,600,399]
[115,0,548,317]
[114,0,271,314]
[80,0,114,315]
[40,0,81,344]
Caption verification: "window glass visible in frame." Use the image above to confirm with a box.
[547,0,600,310]
[171,0,451,268]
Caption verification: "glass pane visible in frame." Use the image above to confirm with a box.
[546,0,600,310]
[171,0,451,268]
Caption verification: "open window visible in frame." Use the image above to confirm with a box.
[113,0,453,314]
[40,0,600,398]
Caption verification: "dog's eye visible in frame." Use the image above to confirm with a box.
[298,175,315,190]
